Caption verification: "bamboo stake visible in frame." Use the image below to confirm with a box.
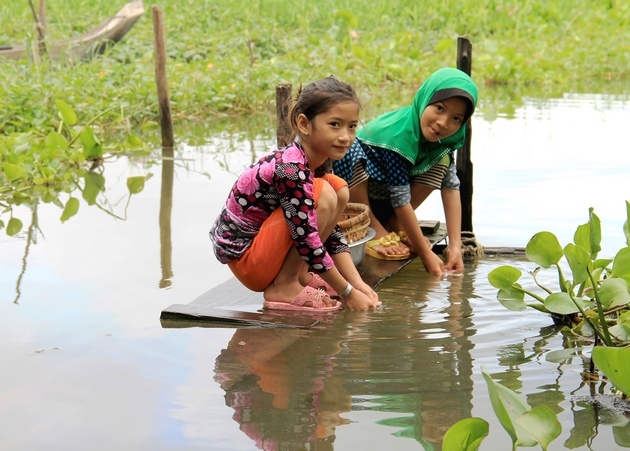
[28,0,47,56]
[456,36,474,234]
[152,5,175,149]
[276,84,293,148]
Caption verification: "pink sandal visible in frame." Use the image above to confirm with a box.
[307,273,339,297]
[263,285,342,312]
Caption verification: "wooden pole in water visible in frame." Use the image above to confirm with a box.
[456,36,474,234]
[152,5,175,150]
[276,84,293,148]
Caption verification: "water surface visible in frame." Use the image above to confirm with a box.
[1,94,630,450]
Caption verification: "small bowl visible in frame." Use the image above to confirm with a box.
[348,227,376,266]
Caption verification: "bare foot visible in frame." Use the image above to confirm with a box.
[372,232,410,257]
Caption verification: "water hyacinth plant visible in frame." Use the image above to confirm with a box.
[442,367,561,451]
[0,100,153,236]
[487,203,630,396]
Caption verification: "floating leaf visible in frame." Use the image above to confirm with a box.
[126,173,153,195]
[608,324,630,342]
[497,286,527,311]
[83,172,106,206]
[564,243,590,285]
[624,200,630,246]
[598,278,630,310]
[6,217,23,236]
[482,367,538,447]
[80,127,103,159]
[611,247,630,283]
[588,208,602,259]
[488,265,522,290]
[592,347,630,397]
[45,131,70,150]
[545,292,582,315]
[545,347,586,364]
[442,417,489,451]
[2,162,26,182]
[515,405,562,450]
[55,99,77,126]
[60,197,80,223]
[526,232,563,268]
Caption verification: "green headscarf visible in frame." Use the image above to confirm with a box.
[357,67,478,175]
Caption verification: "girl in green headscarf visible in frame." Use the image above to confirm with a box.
[333,68,478,275]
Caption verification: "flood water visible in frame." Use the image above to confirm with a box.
[1,94,630,450]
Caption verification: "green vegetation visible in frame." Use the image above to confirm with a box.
[443,367,561,450]
[0,101,152,236]
[1,0,629,135]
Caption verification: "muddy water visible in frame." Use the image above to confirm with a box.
[1,94,630,450]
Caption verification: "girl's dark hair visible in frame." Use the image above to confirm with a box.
[288,76,361,136]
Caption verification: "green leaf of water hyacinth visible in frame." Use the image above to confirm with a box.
[127,174,153,195]
[6,217,23,236]
[598,278,630,310]
[2,162,26,182]
[608,324,630,342]
[60,197,80,223]
[525,231,563,268]
[545,347,587,364]
[545,292,582,315]
[82,172,106,206]
[497,286,527,311]
[45,131,69,150]
[564,243,590,286]
[592,347,630,397]
[611,247,630,284]
[515,405,562,451]
[587,207,602,259]
[624,201,630,246]
[55,99,77,126]
[80,127,103,159]
[482,367,538,448]
[487,266,522,290]
[442,417,489,451]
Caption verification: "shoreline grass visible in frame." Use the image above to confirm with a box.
[1,0,629,134]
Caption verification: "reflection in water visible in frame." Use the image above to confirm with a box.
[346,261,476,447]
[13,207,38,304]
[159,147,175,289]
[214,260,477,449]
[214,327,350,450]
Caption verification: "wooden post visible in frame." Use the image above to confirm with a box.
[456,36,474,233]
[152,5,175,149]
[28,0,47,56]
[276,84,292,148]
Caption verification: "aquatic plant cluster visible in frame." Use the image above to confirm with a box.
[1,0,629,135]
[0,101,151,236]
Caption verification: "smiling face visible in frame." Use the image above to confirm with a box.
[420,96,469,143]
[298,101,360,169]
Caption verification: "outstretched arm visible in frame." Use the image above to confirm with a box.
[442,188,464,271]
[394,203,445,276]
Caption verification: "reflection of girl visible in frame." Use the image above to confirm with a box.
[214,328,350,451]
[333,68,478,275]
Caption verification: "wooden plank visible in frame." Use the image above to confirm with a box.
[160,303,319,329]
[160,219,447,329]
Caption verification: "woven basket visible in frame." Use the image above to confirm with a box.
[338,203,370,243]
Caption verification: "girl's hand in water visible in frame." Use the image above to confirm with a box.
[420,250,445,276]
[343,286,381,311]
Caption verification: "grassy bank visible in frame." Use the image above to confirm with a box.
[1,0,629,134]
